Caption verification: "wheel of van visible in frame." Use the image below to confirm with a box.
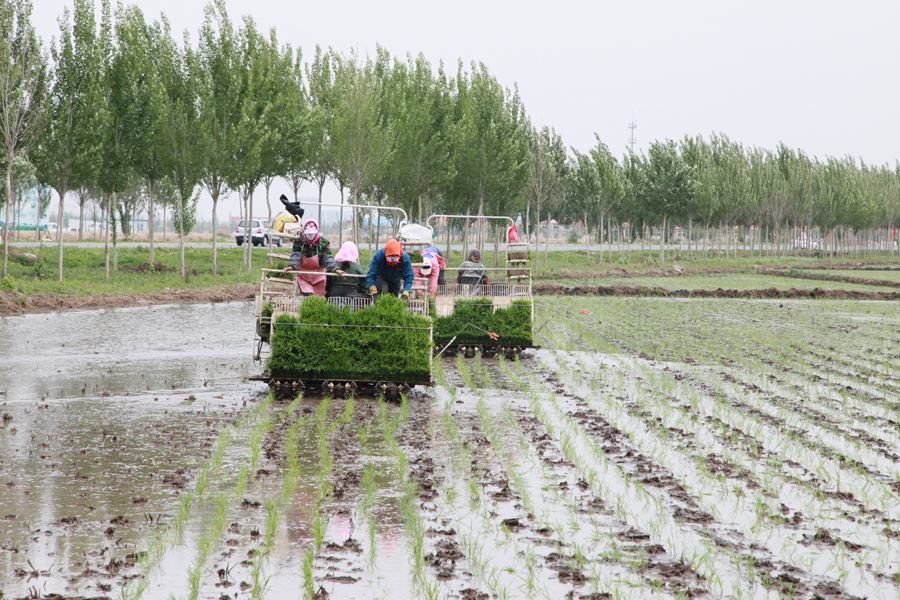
[236,239,243,246]
[263,235,269,247]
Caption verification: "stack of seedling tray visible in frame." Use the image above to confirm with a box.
[266,295,433,384]
[432,298,533,347]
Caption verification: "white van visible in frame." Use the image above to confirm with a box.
[234,219,282,247]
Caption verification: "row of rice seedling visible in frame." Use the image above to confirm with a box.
[491,357,705,598]
[432,299,533,346]
[556,350,900,594]
[514,358,773,598]
[431,361,529,599]
[533,295,900,597]
[269,295,432,382]
[554,299,900,519]
[552,352,896,596]
[437,358,656,598]
[122,393,277,600]
[549,296,900,448]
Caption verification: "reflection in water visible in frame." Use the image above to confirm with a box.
[0,301,257,402]
[0,302,261,598]
[0,302,420,599]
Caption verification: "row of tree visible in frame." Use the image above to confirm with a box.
[560,134,900,265]
[3,0,900,282]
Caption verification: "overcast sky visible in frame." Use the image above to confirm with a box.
[31,0,900,219]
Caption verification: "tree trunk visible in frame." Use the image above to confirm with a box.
[463,203,471,255]
[525,200,531,252]
[316,179,323,225]
[543,213,551,266]
[78,199,84,242]
[495,224,501,267]
[704,223,709,263]
[607,215,612,263]
[640,226,644,261]
[659,215,666,267]
[584,210,591,264]
[367,208,373,262]
[112,192,118,272]
[248,185,254,271]
[56,187,67,282]
[148,179,155,263]
[265,181,273,266]
[616,219,622,261]
[242,189,250,267]
[338,185,344,246]
[376,208,382,254]
[211,195,219,276]
[688,219,693,261]
[445,215,451,261]
[179,188,186,280]
[1,159,11,279]
[104,192,111,280]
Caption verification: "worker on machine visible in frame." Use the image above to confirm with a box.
[327,241,367,298]
[414,253,443,300]
[420,245,447,289]
[457,247,490,286]
[283,219,346,296]
[367,239,414,300]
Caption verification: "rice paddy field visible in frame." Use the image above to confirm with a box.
[540,273,899,293]
[3,279,900,599]
[803,270,900,284]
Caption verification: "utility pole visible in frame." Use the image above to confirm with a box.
[628,121,637,154]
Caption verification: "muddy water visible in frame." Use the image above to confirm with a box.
[0,302,259,402]
[0,302,265,599]
[0,301,427,600]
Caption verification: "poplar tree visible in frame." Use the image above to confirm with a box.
[526,125,567,263]
[158,17,203,278]
[116,4,168,264]
[449,62,527,253]
[644,140,695,266]
[198,0,238,274]
[33,0,102,281]
[330,49,394,243]
[0,0,46,278]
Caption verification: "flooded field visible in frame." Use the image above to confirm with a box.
[2,297,900,599]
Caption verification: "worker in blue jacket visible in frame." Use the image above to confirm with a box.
[367,239,415,300]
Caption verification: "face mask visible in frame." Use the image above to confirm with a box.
[386,255,400,265]
[304,229,318,242]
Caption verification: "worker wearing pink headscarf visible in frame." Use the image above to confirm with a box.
[329,241,366,296]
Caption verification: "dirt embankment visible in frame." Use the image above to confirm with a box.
[0,283,258,316]
[532,284,900,300]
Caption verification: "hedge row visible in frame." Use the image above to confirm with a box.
[267,295,432,382]
[432,299,533,346]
